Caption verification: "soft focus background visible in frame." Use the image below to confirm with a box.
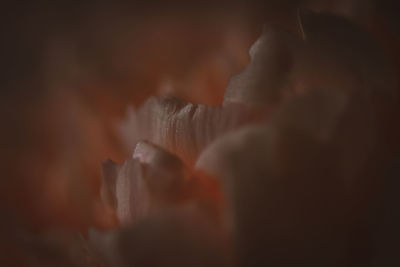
[0,0,399,265]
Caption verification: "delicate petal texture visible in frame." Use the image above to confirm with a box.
[107,12,397,267]
[120,97,267,165]
[133,141,189,204]
[103,141,198,225]
[116,158,149,225]
[119,13,396,170]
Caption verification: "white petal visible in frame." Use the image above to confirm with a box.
[116,158,149,225]
[223,28,298,106]
[120,97,266,165]
[196,90,376,266]
[133,141,188,204]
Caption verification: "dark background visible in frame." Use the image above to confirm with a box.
[0,1,398,265]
